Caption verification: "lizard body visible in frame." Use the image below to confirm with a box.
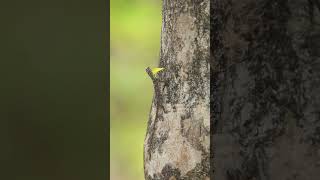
[145,67,168,158]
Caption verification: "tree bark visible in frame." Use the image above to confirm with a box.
[144,0,210,179]
[211,0,320,180]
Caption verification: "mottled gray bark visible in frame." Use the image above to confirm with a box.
[211,0,320,180]
[144,0,210,180]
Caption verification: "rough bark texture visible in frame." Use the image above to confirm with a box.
[211,0,320,180]
[144,0,210,179]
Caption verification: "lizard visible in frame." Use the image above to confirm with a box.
[145,67,168,158]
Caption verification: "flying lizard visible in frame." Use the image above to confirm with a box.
[145,67,167,114]
[145,67,168,157]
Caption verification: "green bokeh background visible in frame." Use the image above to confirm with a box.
[110,0,162,179]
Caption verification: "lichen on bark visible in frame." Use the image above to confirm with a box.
[144,0,210,179]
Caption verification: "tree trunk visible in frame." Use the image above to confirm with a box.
[211,0,320,180]
[144,0,210,179]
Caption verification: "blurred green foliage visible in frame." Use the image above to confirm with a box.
[110,0,162,179]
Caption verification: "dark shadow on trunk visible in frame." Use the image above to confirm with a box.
[211,0,320,179]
